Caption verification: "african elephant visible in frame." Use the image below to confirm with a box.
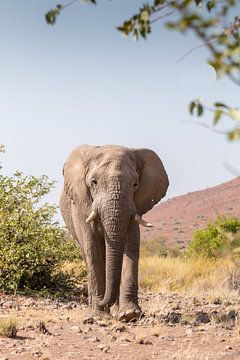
[60,145,169,321]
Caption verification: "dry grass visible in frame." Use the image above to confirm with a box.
[0,318,18,338]
[61,254,240,302]
[139,255,240,301]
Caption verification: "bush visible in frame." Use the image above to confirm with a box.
[141,237,181,258]
[0,146,81,293]
[187,217,240,258]
[0,318,18,338]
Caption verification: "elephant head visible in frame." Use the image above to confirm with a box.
[63,145,169,309]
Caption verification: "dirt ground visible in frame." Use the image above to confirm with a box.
[1,291,240,360]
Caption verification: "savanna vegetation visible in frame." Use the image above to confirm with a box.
[139,216,240,301]
[1,143,240,301]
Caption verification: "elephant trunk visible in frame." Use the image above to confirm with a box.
[97,193,131,310]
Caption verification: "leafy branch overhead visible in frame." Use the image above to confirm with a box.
[189,100,240,141]
[45,1,240,140]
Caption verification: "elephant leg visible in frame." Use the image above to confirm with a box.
[86,234,106,311]
[110,293,119,317]
[60,191,85,259]
[118,222,142,322]
[71,206,106,312]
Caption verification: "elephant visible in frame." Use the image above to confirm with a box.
[60,145,169,321]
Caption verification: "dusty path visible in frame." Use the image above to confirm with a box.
[1,292,240,360]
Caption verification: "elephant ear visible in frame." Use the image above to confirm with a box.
[63,145,95,208]
[134,149,169,216]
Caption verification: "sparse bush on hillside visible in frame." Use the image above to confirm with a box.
[0,146,81,293]
[187,217,240,258]
[140,237,181,258]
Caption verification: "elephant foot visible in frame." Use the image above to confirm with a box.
[88,304,110,319]
[84,308,110,324]
[118,302,142,322]
[110,303,119,318]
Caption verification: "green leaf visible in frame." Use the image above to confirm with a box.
[194,0,202,5]
[228,130,240,141]
[214,102,229,109]
[206,1,216,12]
[45,4,63,25]
[197,103,204,116]
[133,29,139,41]
[213,110,222,125]
[189,101,196,115]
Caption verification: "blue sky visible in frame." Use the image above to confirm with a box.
[0,1,239,210]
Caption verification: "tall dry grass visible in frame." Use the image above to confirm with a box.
[60,250,240,301]
[139,255,240,301]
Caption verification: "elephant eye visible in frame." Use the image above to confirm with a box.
[91,178,97,187]
[133,183,138,188]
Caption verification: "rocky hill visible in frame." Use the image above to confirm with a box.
[141,177,240,247]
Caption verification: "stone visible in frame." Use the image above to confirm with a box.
[82,317,94,325]
[195,311,210,324]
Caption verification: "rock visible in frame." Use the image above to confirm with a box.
[165,312,182,324]
[97,344,110,353]
[84,336,100,342]
[137,338,153,345]
[92,336,100,343]
[120,337,131,342]
[227,310,237,320]
[110,323,126,332]
[70,326,82,333]
[36,321,52,335]
[83,327,92,334]
[96,320,108,327]
[26,324,35,331]
[110,335,117,342]
[195,311,210,324]
[161,335,175,341]
[213,298,222,305]
[82,317,94,324]
[186,329,193,337]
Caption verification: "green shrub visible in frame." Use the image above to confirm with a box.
[216,217,240,234]
[187,217,240,258]
[0,146,81,293]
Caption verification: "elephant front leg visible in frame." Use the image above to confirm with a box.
[85,235,107,313]
[118,222,142,322]
[72,209,106,314]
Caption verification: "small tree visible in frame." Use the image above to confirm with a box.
[187,217,240,258]
[0,146,80,293]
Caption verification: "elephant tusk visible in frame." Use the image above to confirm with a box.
[134,214,153,228]
[86,210,97,224]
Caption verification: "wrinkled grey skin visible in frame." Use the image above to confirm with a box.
[60,145,169,321]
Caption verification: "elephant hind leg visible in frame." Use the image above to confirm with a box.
[60,191,85,259]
